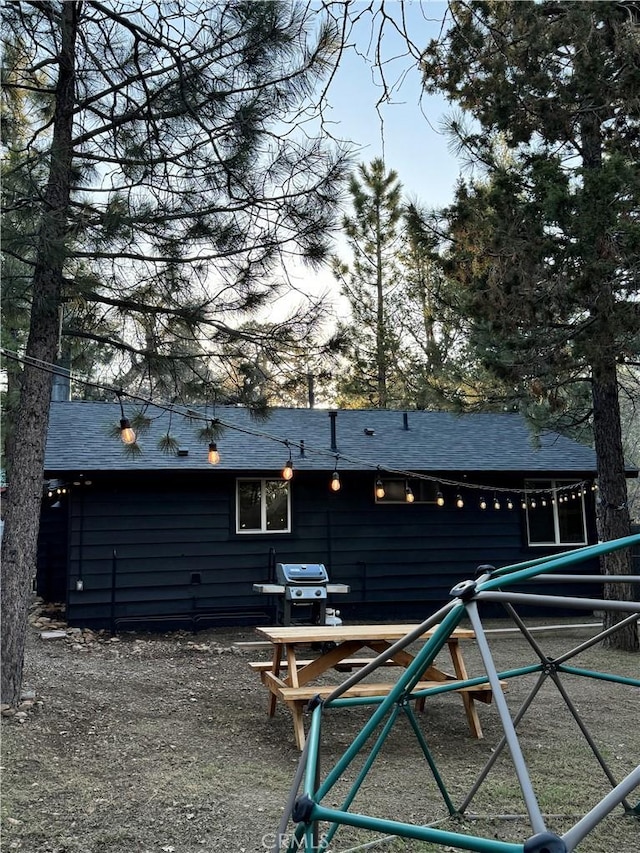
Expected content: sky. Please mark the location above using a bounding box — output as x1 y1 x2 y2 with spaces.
283 1 463 311
324 1 460 207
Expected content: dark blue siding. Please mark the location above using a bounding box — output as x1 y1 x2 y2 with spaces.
39 470 599 630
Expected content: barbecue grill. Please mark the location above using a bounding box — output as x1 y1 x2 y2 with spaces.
253 561 349 625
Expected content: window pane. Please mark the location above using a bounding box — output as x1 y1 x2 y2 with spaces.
376 478 438 503
238 481 261 530
527 503 556 544
265 481 289 531
379 479 406 502
558 498 586 543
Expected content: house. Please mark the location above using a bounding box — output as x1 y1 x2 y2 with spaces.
38 401 617 631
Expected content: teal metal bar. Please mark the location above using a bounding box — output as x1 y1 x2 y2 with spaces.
478 534 640 591
401 702 457 814
303 704 323 796
557 664 640 688
322 664 544 710
309 804 524 853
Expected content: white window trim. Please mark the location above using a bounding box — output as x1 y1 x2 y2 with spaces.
525 478 588 547
236 478 291 534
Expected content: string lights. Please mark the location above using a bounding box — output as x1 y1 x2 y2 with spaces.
3 348 597 510
282 442 294 481
117 392 136 445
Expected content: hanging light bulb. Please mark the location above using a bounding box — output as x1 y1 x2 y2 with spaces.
521 498 527 510
541 496 547 507
493 495 501 511
405 484 415 503
120 417 136 445
530 497 537 509
208 442 220 464
282 456 293 481
375 478 385 499
330 470 341 492
456 494 464 509
506 497 514 510
479 496 487 510
436 489 445 507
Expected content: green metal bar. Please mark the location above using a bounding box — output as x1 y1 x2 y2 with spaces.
303 703 322 796
322 663 544 710
401 702 457 814
315 604 465 801
319 705 402 851
557 664 640 688
309 804 523 853
479 534 640 589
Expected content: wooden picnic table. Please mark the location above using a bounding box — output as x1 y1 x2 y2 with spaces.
251 623 495 749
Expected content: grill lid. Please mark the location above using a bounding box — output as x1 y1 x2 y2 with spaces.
276 563 329 584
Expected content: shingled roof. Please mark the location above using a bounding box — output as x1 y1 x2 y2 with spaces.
44 401 600 475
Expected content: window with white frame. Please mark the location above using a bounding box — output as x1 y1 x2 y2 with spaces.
525 479 587 546
236 479 291 533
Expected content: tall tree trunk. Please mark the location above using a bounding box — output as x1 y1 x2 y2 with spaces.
591 353 638 651
0 2 79 705
579 107 637 651
375 207 387 408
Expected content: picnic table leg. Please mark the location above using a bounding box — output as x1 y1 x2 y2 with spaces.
267 645 282 717
289 701 306 750
448 639 483 739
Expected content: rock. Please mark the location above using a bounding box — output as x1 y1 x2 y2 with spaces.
18 700 35 710
40 630 68 640
21 688 36 701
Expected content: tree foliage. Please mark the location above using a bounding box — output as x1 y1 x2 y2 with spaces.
334 159 468 410
422 0 640 648
0 0 350 705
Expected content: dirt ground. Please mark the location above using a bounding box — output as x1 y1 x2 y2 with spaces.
1 602 639 853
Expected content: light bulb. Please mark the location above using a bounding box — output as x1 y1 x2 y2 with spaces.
120 418 136 445
375 478 385 499
479 496 487 510
507 497 514 510
531 498 537 509
521 499 527 510
208 442 220 464
493 497 501 511
456 494 464 509
282 459 293 481
436 491 445 507
331 471 341 491
405 486 415 503
541 496 547 507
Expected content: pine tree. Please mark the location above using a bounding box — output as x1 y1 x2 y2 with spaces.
333 158 407 408
422 0 640 649
0 0 349 705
